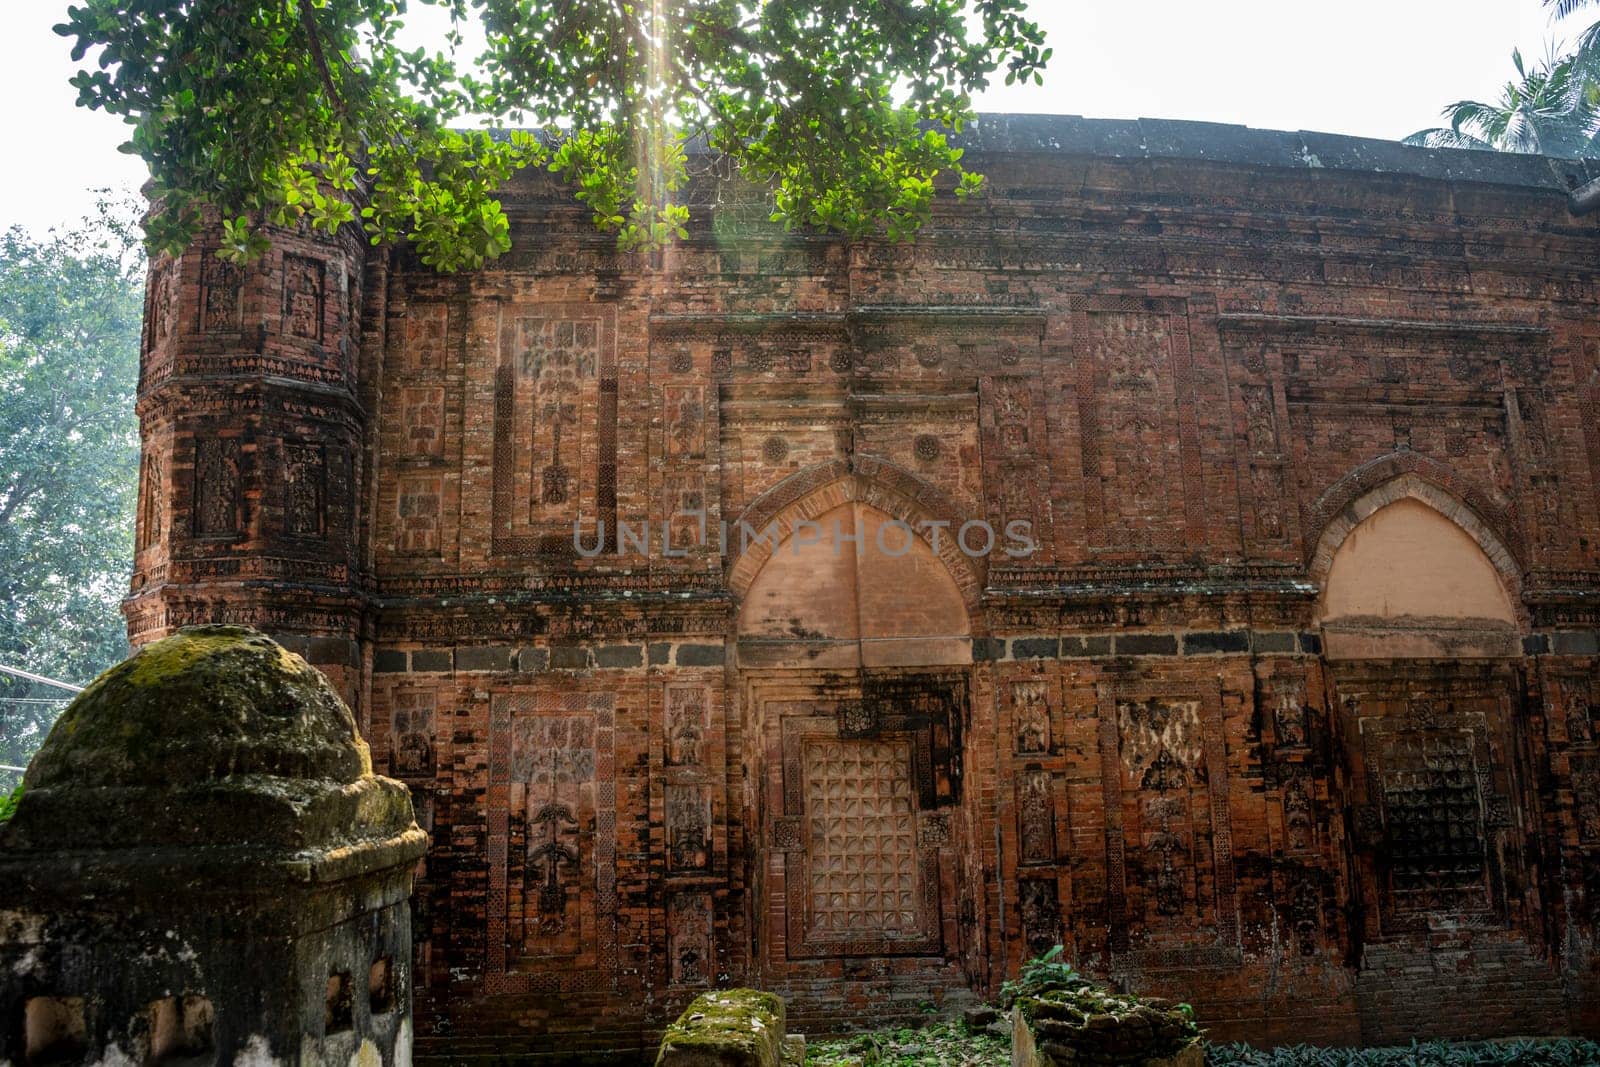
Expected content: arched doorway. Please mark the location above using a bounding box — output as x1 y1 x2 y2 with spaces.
1311 478 1560 1041
733 482 978 1021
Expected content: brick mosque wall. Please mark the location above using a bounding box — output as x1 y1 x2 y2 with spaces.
125 116 1600 1059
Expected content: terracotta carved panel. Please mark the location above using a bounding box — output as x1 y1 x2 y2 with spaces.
193 437 241 538
282 254 325 341
487 691 617 994
283 442 326 539
199 256 243 333
801 738 923 941
667 893 713 987
1098 683 1239 965
1079 307 1189 551
491 306 619 554
391 689 436 778
1012 680 1051 754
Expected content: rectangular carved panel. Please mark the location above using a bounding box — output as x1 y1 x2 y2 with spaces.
199 257 242 333
1018 767 1056 865
1079 308 1188 551
491 306 618 554
391 689 435 778
193 437 241 538
283 442 326 539
667 893 713 987
664 685 709 767
1011 679 1051 754
138 451 164 551
1097 682 1240 966
405 304 448 372
401 386 446 458
800 738 927 945
282 254 325 341
396 475 442 554
486 692 617 994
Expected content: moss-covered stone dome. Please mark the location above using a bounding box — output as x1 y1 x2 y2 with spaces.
4 625 418 865
26 624 371 791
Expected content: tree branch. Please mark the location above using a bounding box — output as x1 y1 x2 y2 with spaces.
297 0 347 120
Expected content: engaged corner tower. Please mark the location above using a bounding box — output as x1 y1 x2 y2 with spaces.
125 208 377 713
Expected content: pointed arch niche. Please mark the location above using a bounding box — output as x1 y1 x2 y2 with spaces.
734 494 973 670
1311 475 1522 660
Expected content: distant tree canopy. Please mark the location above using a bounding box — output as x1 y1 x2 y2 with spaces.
55 0 1050 271
0 203 142 779
1406 1 1600 156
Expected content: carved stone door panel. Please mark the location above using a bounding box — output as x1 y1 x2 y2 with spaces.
780 721 941 957
758 675 963 972
1337 669 1522 937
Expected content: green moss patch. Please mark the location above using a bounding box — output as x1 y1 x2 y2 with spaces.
657 989 788 1067
25 624 368 791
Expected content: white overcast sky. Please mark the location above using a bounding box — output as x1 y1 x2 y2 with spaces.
0 0 1578 235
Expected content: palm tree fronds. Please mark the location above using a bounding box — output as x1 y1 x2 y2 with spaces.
1402 128 1497 151
1548 0 1599 22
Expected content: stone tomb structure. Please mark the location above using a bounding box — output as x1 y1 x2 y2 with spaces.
125 116 1600 1058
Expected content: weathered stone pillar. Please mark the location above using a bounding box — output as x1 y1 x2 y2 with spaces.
0 625 427 1066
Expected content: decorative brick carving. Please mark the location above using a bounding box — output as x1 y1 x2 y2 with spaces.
665 386 705 460
510 711 598 959
663 473 707 551
1019 879 1061 959
801 739 922 941
1289 878 1321 957
193 438 241 538
405 304 448 371
138 452 164 551
1242 385 1278 452
282 254 325 341
283 442 326 539
391 689 436 777
1012 680 1051 754
1377 731 1487 910
401 386 446 458
1018 767 1055 865
1574 756 1600 844
492 308 617 553
666 784 711 872
1102 688 1239 956
1080 308 1188 550
667 893 713 986
664 685 709 767
199 256 242 333
396 476 442 554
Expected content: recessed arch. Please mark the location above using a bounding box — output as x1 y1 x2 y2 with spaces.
1305 451 1524 576
731 458 979 669
1311 474 1524 659
727 456 983 609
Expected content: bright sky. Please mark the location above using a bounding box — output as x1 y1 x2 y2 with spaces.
0 0 1576 236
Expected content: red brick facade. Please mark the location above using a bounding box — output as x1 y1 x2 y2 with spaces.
128 116 1600 1058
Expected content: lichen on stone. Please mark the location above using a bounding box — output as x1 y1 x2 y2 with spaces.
1012 984 1203 1067
25 624 370 792
656 988 788 1067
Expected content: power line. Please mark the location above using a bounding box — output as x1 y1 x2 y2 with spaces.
0 664 84 693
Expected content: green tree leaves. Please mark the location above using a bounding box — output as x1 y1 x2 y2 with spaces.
1406 3 1600 157
0 200 141 776
55 0 1048 270
1405 46 1600 156
0 202 140 683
